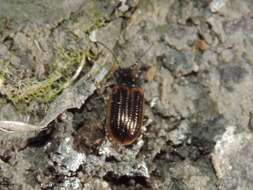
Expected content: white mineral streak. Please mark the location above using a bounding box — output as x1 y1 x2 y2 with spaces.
89 30 97 42
53 137 86 172
119 0 129 12
212 126 252 179
168 120 190 145
210 0 228 13
137 161 150 178
61 178 82 190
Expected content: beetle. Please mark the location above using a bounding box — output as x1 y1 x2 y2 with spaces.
106 66 144 145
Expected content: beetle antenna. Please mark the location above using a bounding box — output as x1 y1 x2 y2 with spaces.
135 42 153 66
95 41 121 67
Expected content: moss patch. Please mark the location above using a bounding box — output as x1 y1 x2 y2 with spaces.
0 48 92 107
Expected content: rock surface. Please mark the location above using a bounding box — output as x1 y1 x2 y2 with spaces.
0 0 253 189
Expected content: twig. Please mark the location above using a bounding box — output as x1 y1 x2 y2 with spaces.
63 55 86 88
0 120 45 132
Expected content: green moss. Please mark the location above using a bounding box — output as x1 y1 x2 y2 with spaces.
0 48 91 106
82 17 106 34
0 3 115 110
0 59 10 75
4 72 62 103
0 17 9 36
141 0 155 11
0 17 4 35
0 97 6 108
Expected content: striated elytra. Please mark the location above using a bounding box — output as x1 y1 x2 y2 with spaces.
106 85 144 145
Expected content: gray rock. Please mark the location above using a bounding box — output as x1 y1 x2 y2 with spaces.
207 16 225 42
0 0 87 30
209 0 228 13
205 61 253 127
168 120 190 145
164 25 198 51
51 137 86 173
169 160 217 190
212 126 253 190
1 0 253 189
55 177 83 190
161 50 199 77
210 0 253 19
83 179 111 190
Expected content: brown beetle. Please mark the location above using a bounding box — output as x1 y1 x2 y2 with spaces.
106 67 144 145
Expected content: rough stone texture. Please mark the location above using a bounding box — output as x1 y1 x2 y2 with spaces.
212 126 253 190
0 0 253 189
